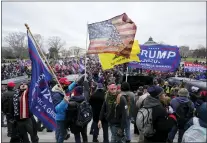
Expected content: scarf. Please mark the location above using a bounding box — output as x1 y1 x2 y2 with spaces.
106 92 117 108
20 88 29 119
13 89 29 119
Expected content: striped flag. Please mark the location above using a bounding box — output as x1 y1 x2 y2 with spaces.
88 13 137 58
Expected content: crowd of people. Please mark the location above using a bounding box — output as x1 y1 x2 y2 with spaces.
1 61 207 143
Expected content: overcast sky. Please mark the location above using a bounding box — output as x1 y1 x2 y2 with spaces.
2 2 206 51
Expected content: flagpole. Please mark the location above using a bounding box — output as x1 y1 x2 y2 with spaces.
126 67 129 82
84 22 89 80
25 24 66 95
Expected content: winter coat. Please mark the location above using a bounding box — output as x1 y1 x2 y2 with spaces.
67 95 86 134
2 89 15 114
184 117 207 132
136 92 150 109
89 89 105 122
10 89 32 121
143 95 176 142
99 94 128 130
121 91 135 119
170 97 194 112
52 82 76 121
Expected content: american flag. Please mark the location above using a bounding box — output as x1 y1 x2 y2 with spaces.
88 13 137 58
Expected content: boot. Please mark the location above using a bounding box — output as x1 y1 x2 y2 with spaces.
93 135 99 142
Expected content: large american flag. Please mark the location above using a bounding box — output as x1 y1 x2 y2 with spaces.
87 13 137 58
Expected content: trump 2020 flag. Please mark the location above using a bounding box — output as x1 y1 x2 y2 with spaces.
128 44 181 72
27 31 56 130
88 13 137 58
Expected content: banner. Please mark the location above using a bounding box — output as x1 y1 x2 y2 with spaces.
88 13 137 58
184 62 207 73
27 31 56 130
128 44 181 72
99 40 140 70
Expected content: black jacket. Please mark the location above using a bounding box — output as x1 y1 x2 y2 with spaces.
99 94 128 130
143 96 175 142
10 90 32 121
83 81 90 102
89 89 105 122
66 95 86 134
2 89 15 114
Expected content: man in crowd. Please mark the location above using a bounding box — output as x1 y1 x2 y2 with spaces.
2 82 16 137
98 82 128 143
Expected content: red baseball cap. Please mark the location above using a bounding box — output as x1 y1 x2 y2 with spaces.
7 82 15 88
59 78 71 85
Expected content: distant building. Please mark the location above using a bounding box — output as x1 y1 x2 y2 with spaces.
59 46 86 58
69 46 86 57
144 37 158 45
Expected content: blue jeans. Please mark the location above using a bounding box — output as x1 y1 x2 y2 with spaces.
109 124 125 143
125 118 131 141
55 121 66 143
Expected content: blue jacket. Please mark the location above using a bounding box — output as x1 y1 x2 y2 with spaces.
52 82 77 121
170 96 194 112
55 99 68 121
66 82 76 94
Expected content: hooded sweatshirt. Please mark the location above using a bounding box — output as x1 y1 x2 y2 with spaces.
170 97 194 112
143 96 175 142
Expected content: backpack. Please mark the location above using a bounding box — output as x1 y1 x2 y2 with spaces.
175 101 194 128
182 125 206 142
76 101 93 127
136 107 155 137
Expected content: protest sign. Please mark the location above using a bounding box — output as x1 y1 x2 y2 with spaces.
128 44 181 72
184 62 207 73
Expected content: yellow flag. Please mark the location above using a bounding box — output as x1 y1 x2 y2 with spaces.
99 40 140 70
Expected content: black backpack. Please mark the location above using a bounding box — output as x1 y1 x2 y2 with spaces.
175 101 194 128
76 101 93 127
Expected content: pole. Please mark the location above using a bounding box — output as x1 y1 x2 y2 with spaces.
25 24 66 95
84 22 89 80
126 67 129 82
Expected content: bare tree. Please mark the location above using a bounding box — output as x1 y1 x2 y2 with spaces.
73 47 81 57
4 32 27 58
33 34 44 48
193 45 206 58
47 36 65 51
47 36 65 59
2 47 15 59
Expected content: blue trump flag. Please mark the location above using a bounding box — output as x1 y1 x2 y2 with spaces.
128 44 181 72
27 31 57 130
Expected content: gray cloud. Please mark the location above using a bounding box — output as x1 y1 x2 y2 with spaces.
2 2 206 50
